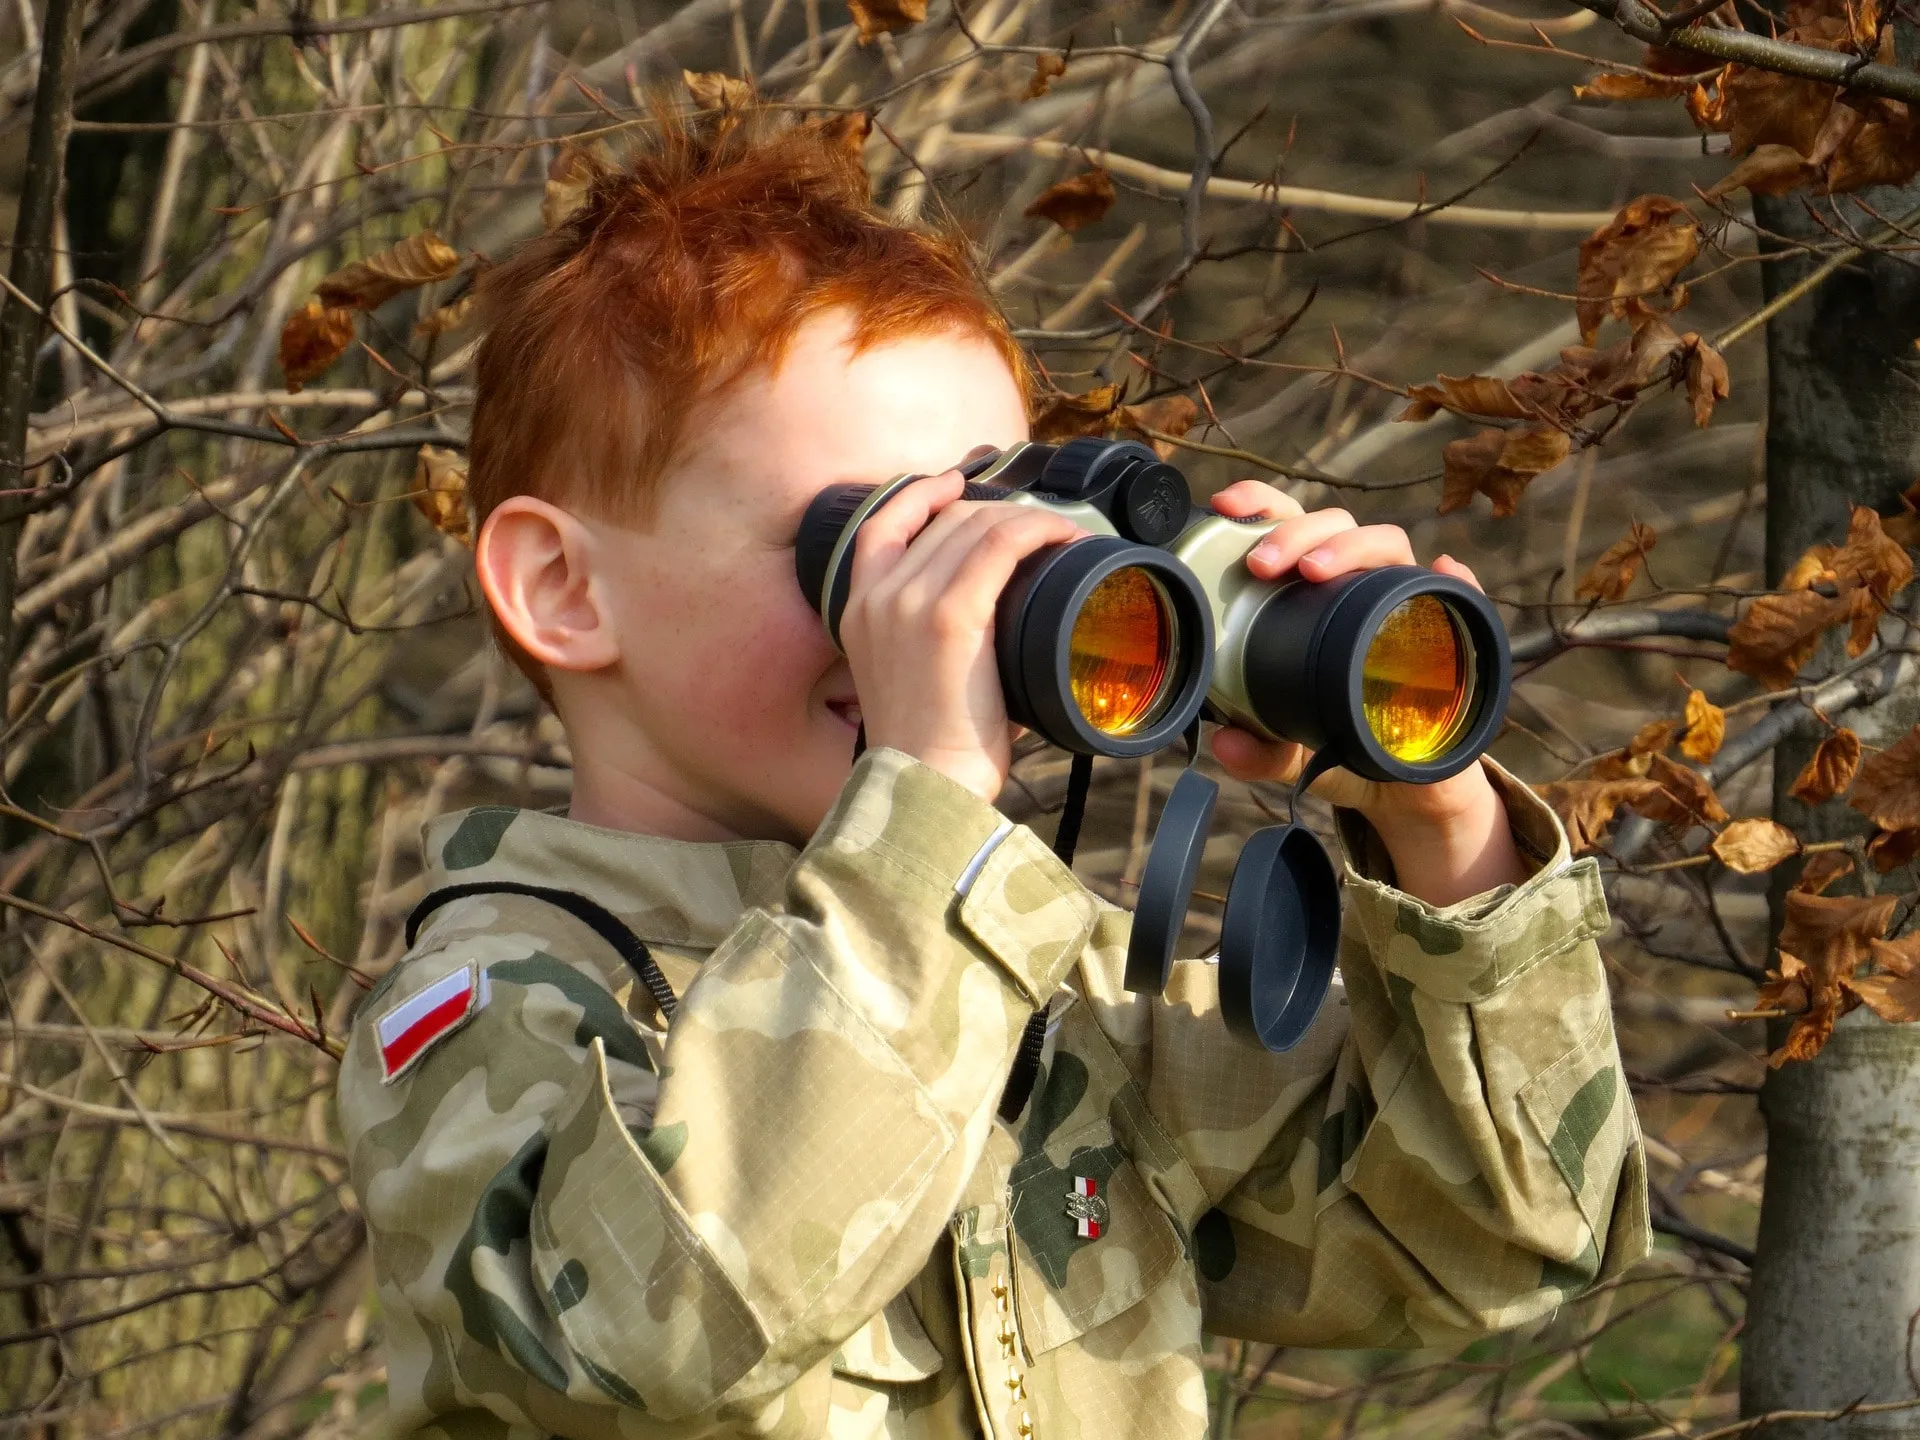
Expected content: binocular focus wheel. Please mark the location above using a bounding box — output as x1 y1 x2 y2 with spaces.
1218 823 1340 1053
1123 768 1219 995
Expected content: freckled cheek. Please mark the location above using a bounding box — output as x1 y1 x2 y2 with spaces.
679 595 837 726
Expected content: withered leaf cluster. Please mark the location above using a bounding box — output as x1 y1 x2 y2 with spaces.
1582 0 1920 200
1027 385 1201 459
1726 504 1913 688
278 230 462 389
1761 891 1917 1064
411 445 472 545
1401 198 1726 516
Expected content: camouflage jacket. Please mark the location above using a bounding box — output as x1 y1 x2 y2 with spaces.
339 748 1648 1440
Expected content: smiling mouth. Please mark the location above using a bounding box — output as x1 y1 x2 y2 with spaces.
825 697 862 731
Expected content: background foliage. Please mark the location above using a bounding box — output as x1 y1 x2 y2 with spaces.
5 0 1920 1434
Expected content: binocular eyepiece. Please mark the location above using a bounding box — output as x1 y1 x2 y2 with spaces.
795 437 1511 784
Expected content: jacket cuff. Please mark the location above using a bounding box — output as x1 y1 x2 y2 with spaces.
1334 757 1610 1003
810 748 1097 1007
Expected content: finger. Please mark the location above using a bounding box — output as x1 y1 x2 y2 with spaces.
1432 553 1485 593
1211 479 1304 522
1295 524 1418 582
882 500 1081 617
1244 509 1358 580
923 508 1089 627
847 470 966 597
1211 725 1305 784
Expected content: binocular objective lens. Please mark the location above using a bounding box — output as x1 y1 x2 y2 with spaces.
1362 595 1473 763
1068 567 1176 737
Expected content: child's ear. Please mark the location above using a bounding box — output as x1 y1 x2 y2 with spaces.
475 497 621 673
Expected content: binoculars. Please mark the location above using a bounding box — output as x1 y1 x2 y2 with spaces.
795 438 1513 1052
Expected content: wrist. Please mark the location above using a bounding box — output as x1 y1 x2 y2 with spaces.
1361 764 1528 907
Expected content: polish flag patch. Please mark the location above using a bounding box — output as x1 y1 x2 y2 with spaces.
378 964 488 1082
1065 1175 1106 1240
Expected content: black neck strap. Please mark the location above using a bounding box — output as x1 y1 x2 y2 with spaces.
406 881 679 1023
996 751 1094 1125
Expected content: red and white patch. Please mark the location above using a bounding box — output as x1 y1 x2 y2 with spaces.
378 963 488 1082
1066 1175 1104 1240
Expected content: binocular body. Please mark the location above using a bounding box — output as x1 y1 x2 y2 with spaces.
797 437 1511 785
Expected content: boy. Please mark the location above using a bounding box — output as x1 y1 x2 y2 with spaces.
340 110 1647 1440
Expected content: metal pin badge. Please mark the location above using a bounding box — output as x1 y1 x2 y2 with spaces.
1065 1176 1108 1240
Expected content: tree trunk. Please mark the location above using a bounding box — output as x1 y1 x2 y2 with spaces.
0 0 86 670
1739 184 1920 1437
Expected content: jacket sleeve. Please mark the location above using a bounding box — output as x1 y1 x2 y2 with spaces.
1088 759 1649 1350
338 748 1096 1422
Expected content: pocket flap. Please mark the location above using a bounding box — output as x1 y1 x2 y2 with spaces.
831 1293 944 1383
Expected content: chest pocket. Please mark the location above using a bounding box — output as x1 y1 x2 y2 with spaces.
832 1292 945 1384
1007 1116 1184 1354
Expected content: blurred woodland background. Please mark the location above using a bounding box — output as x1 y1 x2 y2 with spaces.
7 0 1920 1434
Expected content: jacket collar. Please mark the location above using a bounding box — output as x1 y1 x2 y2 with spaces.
420 805 798 949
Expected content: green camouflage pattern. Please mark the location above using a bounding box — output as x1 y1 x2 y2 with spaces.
339 749 1649 1439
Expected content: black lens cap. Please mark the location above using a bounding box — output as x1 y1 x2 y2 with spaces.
1218 823 1340 1052
1123 768 1218 995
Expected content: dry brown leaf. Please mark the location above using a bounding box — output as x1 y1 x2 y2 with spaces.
315 231 460 311
1629 719 1679 757
1025 169 1116 232
412 445 471 545
682 69 753 111
1399 373 1531 423
278 300 357 391
1846 584 1883 658
1644 751 1732 826
1779 888 1900 990
1574 71 1693 101
1576 195 1700 343
1112 394 1199 458
543 145 603 231
1711 817 1800 873
1680 334 1731 427
1791 728 1862 805
1793 849 1856 894
1726 587 1850 689
1027 53 1067 99
1840 969 1920 1022
414 292 476 339
1722 64 1835 157
1576 521 1657 601
1782 542 1840 590
1868 826 1920 872
848 0 926 40
1030 384 1120 442
1437 425 1570 517
1850 724 1920 831
1680 688 1726 762
1706 143 1815 199
1832 504 1915 602
1536 777 1668 853
1771 991 1839 1065
1870 931 1920 977
1756 952 1812 1013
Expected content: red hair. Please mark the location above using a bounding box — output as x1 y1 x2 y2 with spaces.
468 108 1028 531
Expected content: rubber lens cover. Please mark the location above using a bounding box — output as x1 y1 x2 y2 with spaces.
1123 767 1219 995
1218 823 1340 1052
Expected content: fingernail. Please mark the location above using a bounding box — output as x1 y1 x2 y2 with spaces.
1303 548 1332 568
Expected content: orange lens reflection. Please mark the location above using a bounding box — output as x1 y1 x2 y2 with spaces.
1362 596 1472 762
1069 568 1174 736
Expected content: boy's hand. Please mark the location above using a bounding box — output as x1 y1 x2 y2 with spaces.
1206 481 1527 908
840 468 1086 804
